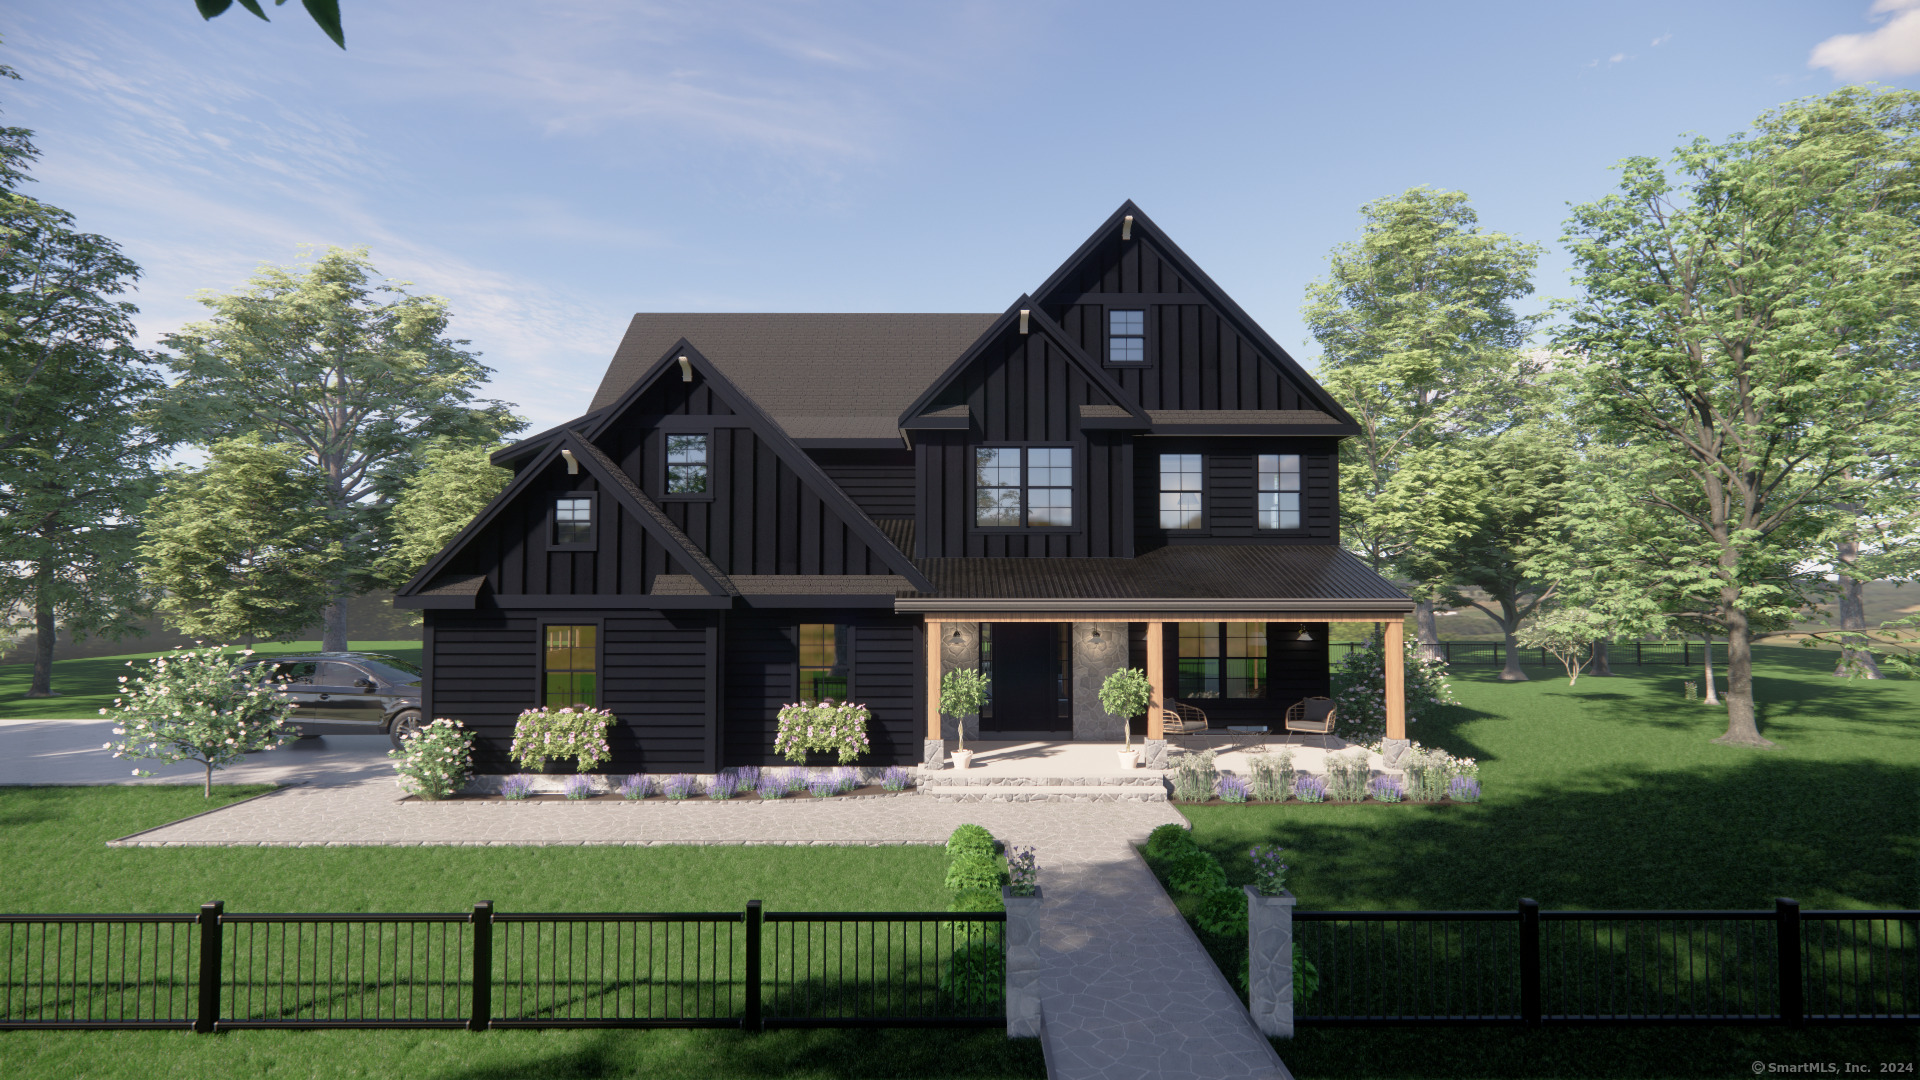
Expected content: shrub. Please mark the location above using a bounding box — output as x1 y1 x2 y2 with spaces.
946 824 997 860
944 851 1009 893
1448 775 1482 802
1248 843 1288 896
1250 752 1294 802
509 705 617 772
880 765 912 791
1145 823 1197 860
1293 774 1327 803
1195 885 1248 937
774 700 871 764
1369 775 1404 802
563 774 596 800
663 774 697 800
1325 750 1371 802
1396 744 1480 801
500 774 535 800
1097 668 1152 740
617 774 652 800
1165 849 1227 894
756 776 786 800
1170 749 1218 803
940 938 1005 1009
937 668 990 752
102 644 298 797
389 718 475 800
1330 630 1458 744
1216 775 1250 803
947 888 1005 914
1006 845 1038 897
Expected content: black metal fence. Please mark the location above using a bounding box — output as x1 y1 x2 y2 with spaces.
0 901 1005 1032
1291 899 1918 1025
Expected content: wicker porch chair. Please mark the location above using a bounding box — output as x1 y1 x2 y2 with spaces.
1160 702 1210 738
1282 697 1337 745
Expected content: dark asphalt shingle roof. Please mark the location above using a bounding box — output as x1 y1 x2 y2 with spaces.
905 545 1409 602
590 314 999 439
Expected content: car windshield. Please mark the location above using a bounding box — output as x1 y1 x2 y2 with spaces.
357 656 422 685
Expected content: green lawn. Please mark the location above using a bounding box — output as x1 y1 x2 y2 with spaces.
0 641 424 721
1161 643 1919 1077
0 786 1044 1079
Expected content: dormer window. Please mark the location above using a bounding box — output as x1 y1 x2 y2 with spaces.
1108 309 1146 363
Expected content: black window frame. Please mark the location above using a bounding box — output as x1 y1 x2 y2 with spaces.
658 430 714 502
1177 621 1269 701
1158 452 1205 531
795 622 854 704
540 620 603 710
1105 307 1148 365
971 443 1078 533
1258 453 1304 531
548 490 599 551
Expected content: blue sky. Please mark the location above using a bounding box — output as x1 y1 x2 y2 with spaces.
4 1 1918 431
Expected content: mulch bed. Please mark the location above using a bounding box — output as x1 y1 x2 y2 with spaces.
401 783 913 804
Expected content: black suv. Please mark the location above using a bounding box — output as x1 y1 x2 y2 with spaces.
244 652 425 749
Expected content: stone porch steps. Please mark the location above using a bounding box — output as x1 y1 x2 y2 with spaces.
915 774 1169 802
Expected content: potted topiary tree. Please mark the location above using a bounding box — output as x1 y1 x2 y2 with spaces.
1099 668 1153 769
938 668 990 770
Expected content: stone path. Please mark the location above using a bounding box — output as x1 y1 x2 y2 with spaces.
109 779 1291 1080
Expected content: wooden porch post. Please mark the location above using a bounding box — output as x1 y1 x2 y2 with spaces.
926 620 943 740
1384 617 1406 741
1146 621 1165 739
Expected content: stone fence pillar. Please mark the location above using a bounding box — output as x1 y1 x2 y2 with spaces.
1003 885 1043 1038
1245 886 1295 1037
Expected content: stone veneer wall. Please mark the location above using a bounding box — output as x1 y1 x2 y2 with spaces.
937 621 981 744
1071 622 1127 741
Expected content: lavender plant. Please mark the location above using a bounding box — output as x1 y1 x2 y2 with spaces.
1248 843 1289 896
616 773 652 800
563 773 596 800
500 774 536 800
1216 775 1251 803
733 766 762 790
880 765 912 791
707 771 738 799
663 774 697 800
100 645 299 797
389 718 475 800
807 776 838 798
1369 775 1405 802
1006 845 1039 897
1448 775 1482 802
832 766 859 793
1293 774 1328 803
1250 751 1294 801
782 768 810 794
756 775 787 799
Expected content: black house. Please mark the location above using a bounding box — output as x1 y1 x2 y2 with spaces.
395 203 1414 774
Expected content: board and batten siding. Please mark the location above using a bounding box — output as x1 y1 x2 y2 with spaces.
721 612 921 767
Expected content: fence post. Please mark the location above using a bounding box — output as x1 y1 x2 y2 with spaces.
195 901 223 1034
1637 642 1642 666
469 901 492 1032
1245 886 1296 1037
1777 898 1803 1025
1519 898 1541 1026
744 900 762 1032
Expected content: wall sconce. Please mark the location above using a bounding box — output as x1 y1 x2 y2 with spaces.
950 626 964 643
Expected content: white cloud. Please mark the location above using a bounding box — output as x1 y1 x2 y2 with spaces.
1651 34 1672 47
1810 0 1920 79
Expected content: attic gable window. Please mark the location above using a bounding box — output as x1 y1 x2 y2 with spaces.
1108 309 1146 362
666 434 708 495
975 446 1073 528
1259 454 1301 529
554 497 593 545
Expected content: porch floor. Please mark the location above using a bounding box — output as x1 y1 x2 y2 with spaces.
924 737 1400 781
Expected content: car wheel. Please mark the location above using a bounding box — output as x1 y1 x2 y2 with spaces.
388 710 424 751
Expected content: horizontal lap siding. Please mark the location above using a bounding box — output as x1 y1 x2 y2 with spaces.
811 449 915 519
427 609 715 774
1135 437 1340 548
722 612 919 767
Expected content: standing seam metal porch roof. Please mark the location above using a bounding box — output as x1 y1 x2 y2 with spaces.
901 545 1412 604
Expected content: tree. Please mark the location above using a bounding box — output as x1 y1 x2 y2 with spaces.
140 437 346 644
0 58 172 696
161 248 524 651
1554 86 1920 747
1398 429 1575 681
102 644 298 796
377 438 512 590
1515 606 1607 685
194 0 344 49
1304 187 1547 658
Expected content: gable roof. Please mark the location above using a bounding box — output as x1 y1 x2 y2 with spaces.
588 313 998 447
895 297 1151 429
583 338 936 593
1032 201 1361 428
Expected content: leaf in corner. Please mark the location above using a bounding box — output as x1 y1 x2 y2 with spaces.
301 0 344 47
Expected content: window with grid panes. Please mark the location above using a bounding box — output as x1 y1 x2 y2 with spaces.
1159 453 1203 529
544 625 597 707
973 447 1072 527
554 497 592 545
666 434 707 495
798 623 850 703
1108 309 1145 362
1177 622 1267 700
1258 454 1301 529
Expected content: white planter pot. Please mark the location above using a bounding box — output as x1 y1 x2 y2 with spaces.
1115 750 1139 769
951 749 975 770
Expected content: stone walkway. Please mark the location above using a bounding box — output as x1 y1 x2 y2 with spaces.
109 779 1290 1080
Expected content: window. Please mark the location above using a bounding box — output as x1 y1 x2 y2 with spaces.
1178 622 1267 700
1108 309 1145 363
974 447 1073 528
554 497 593 545
1259 454 1302 529
544 625 597 707
798 623 850 703
1159 453 1203 529
666 434 708 495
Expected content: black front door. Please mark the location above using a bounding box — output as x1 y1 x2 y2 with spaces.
983 623 1070 733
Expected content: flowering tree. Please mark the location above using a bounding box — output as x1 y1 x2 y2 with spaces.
509 706 616 772
389 718 475 800
1330 630 1458 743
1515 606 1608 685
101 644 297 796
774 699 871 763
